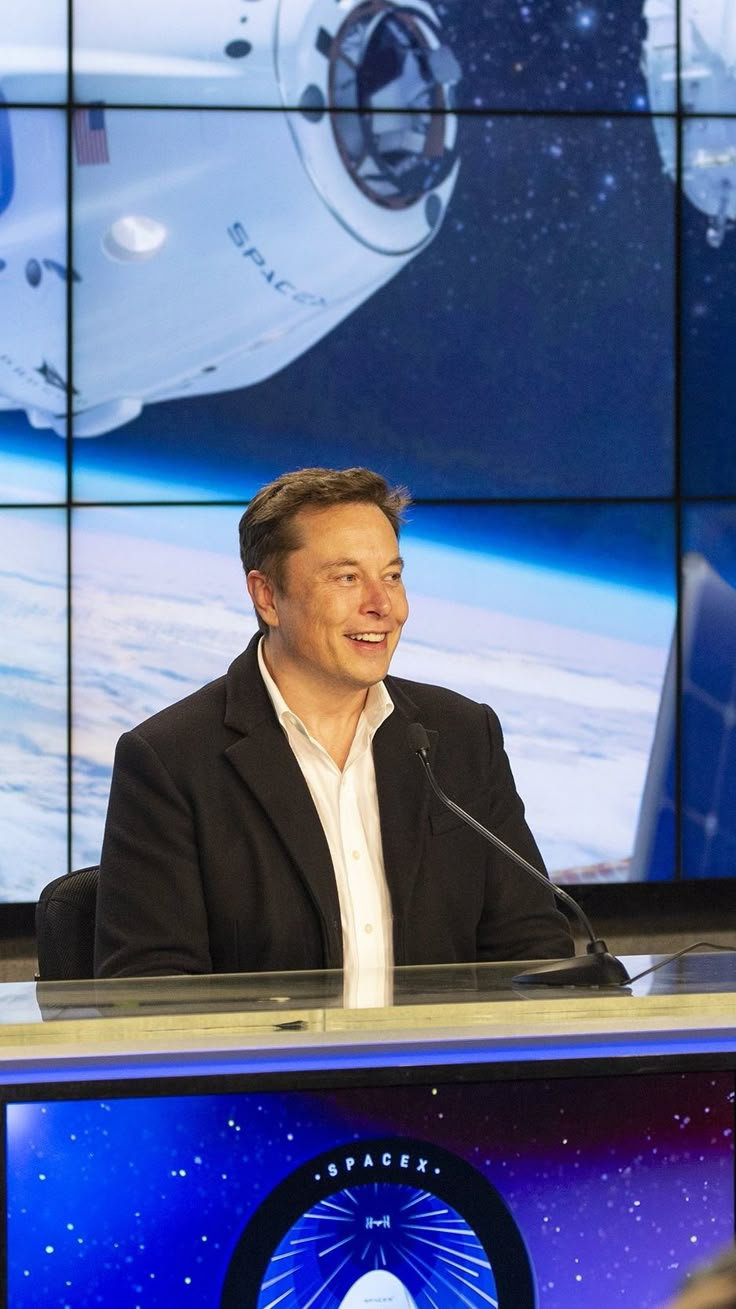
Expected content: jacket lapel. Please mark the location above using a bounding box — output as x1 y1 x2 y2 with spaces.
374 679 438 962
222 637 343 967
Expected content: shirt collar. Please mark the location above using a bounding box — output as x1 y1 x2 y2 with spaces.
257 636 393 740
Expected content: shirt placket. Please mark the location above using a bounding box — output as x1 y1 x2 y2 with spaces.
339 766 385 1007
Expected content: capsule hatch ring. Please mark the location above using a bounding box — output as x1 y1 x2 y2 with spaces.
328 0 460 210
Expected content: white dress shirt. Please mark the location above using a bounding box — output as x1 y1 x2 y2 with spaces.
257 639 395 1007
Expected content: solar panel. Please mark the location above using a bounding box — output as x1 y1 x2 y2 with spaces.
632 553 736 880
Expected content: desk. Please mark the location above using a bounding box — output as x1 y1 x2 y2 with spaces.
1 954 735 1307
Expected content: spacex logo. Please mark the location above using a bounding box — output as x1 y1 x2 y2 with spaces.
227 221 328 306
322 1146 437 1180
220 1136 537 1308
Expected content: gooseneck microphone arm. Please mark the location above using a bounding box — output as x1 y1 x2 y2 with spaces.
407 722 630 987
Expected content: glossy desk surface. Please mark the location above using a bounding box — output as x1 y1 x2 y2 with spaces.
0 952 733 1083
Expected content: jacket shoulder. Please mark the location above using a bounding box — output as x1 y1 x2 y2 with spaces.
125 673 229 754
386 674 498 729
122 640 262 753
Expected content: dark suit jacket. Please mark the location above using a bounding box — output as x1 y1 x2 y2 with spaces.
94 635 574 976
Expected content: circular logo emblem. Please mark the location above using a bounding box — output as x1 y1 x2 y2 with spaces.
220 1137 536 1307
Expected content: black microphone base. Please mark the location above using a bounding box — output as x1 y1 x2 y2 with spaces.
512 949 630 988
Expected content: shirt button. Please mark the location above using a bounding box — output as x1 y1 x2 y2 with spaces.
364 923 374 935
352 850 360 860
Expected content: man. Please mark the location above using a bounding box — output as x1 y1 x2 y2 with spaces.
94 467 573 986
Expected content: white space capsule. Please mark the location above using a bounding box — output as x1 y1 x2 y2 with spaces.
0 0 460 436
643 0 736 246
337 1269 418 1309
0 0 67 103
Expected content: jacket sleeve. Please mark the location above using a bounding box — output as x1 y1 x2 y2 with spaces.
476 707 575 962
94 728 213 977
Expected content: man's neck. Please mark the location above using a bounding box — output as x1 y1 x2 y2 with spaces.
260 640 369 769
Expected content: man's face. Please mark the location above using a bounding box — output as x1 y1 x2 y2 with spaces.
252 501 409 696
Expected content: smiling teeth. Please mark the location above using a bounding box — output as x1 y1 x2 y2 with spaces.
350 633 385 642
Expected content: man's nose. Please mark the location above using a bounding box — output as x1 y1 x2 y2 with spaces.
362 580 392 615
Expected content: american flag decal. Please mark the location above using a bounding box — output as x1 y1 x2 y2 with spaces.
73 107 110 166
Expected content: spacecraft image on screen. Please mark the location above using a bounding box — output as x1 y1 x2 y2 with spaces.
2 0 732 444
6 0 728 453
0 0 67 104
0 0 461 438
644 0 736 246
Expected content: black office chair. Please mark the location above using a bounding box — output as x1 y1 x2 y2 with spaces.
35 865 99 980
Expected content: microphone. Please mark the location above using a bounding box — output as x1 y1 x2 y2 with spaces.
407 722 630 988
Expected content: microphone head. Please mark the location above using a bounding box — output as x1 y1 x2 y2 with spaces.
407 722 431 756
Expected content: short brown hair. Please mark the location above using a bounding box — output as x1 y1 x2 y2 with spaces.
239 467 411 634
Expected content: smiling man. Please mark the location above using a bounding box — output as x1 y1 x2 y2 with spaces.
94 467 573 986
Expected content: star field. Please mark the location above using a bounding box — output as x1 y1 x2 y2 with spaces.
6 1071 733 1308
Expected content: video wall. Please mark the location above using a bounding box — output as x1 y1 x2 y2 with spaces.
1 0 735 901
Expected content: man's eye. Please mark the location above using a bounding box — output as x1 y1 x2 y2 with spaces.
337 573 357 583
386 572 404 583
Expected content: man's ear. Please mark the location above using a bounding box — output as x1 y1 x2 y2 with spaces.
246 570 280 629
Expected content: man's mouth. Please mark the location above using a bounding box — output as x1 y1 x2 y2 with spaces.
347 632 387 643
